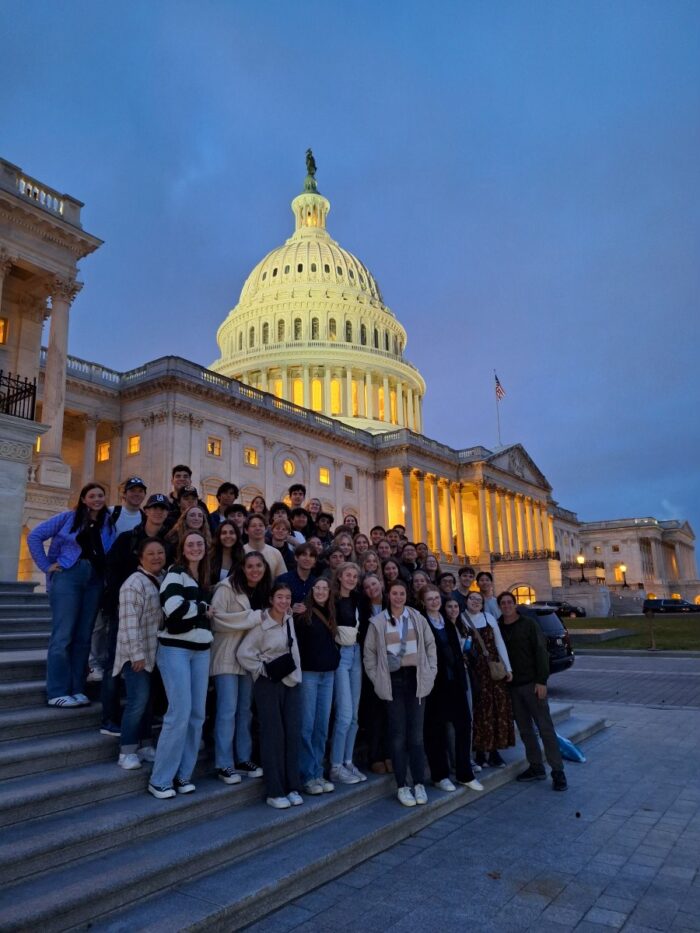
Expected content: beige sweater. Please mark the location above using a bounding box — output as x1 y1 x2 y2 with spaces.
236 611 302 687
210 579 262 676
363 606 437 701
243 542 286 580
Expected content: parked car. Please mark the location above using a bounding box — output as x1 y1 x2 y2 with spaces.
531 599 587 619
519 605 575 674
642 598 700 614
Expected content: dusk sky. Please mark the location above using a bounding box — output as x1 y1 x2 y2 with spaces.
4 1 699 537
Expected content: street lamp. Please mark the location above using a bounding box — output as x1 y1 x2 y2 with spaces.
620 563 629 588
576 553 587 583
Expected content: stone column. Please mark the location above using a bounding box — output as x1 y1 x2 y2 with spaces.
37 276 81 487
381 470 391 528
345 368 353 416
228 426 241 482
453 483 466 556
81 415 99 486
432 477 443 555
324 368 332 417
478 482 491 553
0 249 14 314
499 490 511 553
382 375 391 423
109 423 123 498
413 394 421 433
416 471 428 544
533 502 544 550
400 467 414 540
264 438 275 500
365 373 373 420
548 514 556 551
395 381 404 426
524 498 534 552
260 369 269 393
333 459 344 520
303 366 311 409
406 389 414 430
487 485 500 553
509 494 520 554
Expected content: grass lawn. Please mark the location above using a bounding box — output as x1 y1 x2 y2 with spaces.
568 615 700 651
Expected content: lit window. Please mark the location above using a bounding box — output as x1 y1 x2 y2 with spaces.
283 458 295 477
244 446 258 466
344 475 353 491
127 435 141 456
593 545 602 554
0 318 7 344
319 466 331 486
97 441 110 463
35 436 41 453
207 437 222 457
671 592 682 600
511 585 536 605
206 494 218 513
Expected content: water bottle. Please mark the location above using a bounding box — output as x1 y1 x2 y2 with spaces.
463 635 472 653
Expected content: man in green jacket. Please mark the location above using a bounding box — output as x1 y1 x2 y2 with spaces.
498 592 567 791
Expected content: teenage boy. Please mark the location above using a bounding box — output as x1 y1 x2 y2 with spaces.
497 591 567 792
277 544 318 613
453 565 477 612
369 525 386 547
209 482 239 532
224 503 248 543
288 483 307 508
315 512 334 548
111 477 147 535
243 513 286 579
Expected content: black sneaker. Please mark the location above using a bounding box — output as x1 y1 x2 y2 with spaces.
236 760 263 778
174 777 196 794
516 765 547 782
488 750 506 768
552 770 568 791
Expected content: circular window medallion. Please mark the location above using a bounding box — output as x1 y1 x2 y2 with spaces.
282 458 295 477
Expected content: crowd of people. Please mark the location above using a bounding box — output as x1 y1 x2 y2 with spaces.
27 465 567 810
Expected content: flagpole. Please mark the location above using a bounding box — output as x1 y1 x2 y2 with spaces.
494 369 502 447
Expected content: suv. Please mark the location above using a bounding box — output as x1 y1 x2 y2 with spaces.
642 598 700 614
519 606 575 674
531 600 586 619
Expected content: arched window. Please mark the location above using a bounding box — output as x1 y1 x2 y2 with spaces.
324 263 330 273
393 336 398 355
272 267 278 277
277 320 285 342
294 318 302 340
248 326 255 348
311 262 317 272
262 323 269 345
360 324 367 346
345 321 352 342
373 328 379 349
384 332 390 351
329 318 337 340
297 263 303 273
511 585 536 605
238 331 243 351
284 265 290 274
311 317 320 340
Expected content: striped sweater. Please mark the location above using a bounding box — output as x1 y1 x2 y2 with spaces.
158 565 213 649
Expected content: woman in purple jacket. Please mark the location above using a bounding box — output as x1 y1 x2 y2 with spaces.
28 483 117 708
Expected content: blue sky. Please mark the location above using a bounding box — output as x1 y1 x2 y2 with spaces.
4 0 699 540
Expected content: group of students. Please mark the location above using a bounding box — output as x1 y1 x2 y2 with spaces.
28 467 566 811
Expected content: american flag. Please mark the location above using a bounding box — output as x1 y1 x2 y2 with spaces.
494 373 506 401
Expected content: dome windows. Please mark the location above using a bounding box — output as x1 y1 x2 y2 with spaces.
262 271 267 281
324 263 330 274
262 323 269 345
277 320 285 342
348 269 354 280
373 328 379 349
311 262 317 272
329 318 337 340
311 317 320 340
360 324 367 346
248 326 255 348
336 266 343 275
297 263 303 273
238 332 243 351
294 318 302 340
345 321 352 342
284 265 290 274
272 267 278 277
384 332 390 352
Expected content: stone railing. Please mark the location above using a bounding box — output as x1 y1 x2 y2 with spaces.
458 445 493 462
561 560 605 571
40 348 121 386
491 549 561 563
0 158 83 227
214 340 422 375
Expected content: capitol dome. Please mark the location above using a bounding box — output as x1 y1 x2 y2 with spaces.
211 155 426 434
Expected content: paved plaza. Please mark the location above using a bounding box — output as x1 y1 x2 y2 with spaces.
248 655 700 932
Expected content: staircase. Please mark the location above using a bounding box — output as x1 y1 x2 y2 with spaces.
0 585 607 933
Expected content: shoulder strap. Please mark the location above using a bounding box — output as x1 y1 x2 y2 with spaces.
471 616 491 658
285 618 293 650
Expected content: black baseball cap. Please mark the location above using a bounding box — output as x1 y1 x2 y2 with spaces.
124 476 147 491
144 493 169 509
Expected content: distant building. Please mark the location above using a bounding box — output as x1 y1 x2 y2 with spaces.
1 155 697 606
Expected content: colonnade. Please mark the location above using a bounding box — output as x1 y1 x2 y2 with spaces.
240 364 422 431
383 469 556 561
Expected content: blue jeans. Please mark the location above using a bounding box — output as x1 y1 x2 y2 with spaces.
213 672 254 769
120 663 152 753
331 644 361 766
47 560 104 700
150 645 210 787
299 670 334 783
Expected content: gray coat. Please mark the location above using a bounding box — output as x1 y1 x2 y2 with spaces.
363 607 437 701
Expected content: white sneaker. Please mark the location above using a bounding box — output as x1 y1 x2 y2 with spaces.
118 753 142 770
303 780 324 795
413 783 428 805
72 693 91 706
344 761 367 782
397 786 416 807
47 696 79 708
330 764 362 785
267 796 291 809
86 667 103 683
287 791 304 806
459 778 484 792
137 746 156 763
471 760 483 773
434 778 456 792
319 778 335 793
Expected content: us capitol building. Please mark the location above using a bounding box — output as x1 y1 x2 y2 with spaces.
0 153 696 609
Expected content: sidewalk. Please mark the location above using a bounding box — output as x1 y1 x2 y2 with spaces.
247 703 700 932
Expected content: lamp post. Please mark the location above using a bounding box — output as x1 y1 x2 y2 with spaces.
620 563 629 589
576 553 587 583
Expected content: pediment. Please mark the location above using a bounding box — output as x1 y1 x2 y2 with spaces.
486 444 551 491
